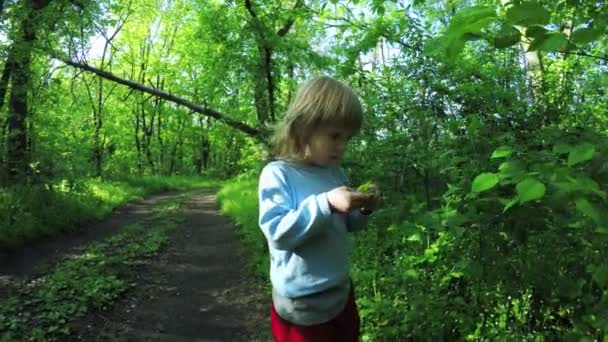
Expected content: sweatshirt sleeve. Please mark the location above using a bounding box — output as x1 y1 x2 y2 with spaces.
258 164 332 250
346 210 368 232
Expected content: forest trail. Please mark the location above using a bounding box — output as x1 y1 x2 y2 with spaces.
0 191 181 277
1 189 271 341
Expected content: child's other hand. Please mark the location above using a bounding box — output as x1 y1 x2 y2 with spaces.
360 183 381 215
327 186 371 214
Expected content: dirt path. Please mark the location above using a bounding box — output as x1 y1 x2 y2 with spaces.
0 191 180 277
73 189 271 341
2 189 272 341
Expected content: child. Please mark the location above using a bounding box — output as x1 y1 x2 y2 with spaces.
258 76 380 342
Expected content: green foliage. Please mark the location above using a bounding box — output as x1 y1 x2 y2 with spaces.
472 173 499 193
515 177 546 203
505 2 550 26
0 176 217 249
434 1 608 59
357 181 374 193
0 197 184 340
1 0 608 339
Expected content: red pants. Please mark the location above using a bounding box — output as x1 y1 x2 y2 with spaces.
270 287 360 342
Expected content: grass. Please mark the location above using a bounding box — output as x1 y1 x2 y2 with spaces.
216 175 269 278
0 176 220 249
0 195 186 341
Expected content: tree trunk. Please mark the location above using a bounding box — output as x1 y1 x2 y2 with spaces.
154 76 165 174
133 109 143 173
141 103 155 173
5 0 52 182
244 0 300 126
0 57 12 114
168 115 185 176
195 114 210 174
500 0 545 100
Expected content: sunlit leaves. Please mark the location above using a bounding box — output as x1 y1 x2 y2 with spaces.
448 6 497 36
572 27 604 45
516 178 546 203
505 2 550 26
527 32 568 52
499 160 526 179
493 26 521 48
568 143 595 166
472 173 499 193
503 197 519 212
439 0 607 59
430 6 497 59
491 146 513 159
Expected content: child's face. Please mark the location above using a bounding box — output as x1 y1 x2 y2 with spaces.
303 125 355 167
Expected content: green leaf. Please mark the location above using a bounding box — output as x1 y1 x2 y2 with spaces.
525 25 548 38
572 27 604 45
506 2 551 26
591 265 608 287
472 173 499 193
357 181 373 193
439 6 497 60
449 6 497 36
404 269 419 279
498 160 525 179
446 39 466 60
424 245 438 262
463 32 483 41
552 143 571 154
528 33 568 52
575 198 601 224
516 178 546 203
568 143 595 166
407 233 422 242
503 197 519 212
491 146 513 159
493 26 521 48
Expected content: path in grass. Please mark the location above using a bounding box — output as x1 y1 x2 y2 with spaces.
1 189 271 341
0 191 180 277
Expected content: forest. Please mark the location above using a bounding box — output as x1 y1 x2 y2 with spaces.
1 0 607 340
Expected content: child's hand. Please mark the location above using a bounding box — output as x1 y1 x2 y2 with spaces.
327 186 371 214
358 183 381 215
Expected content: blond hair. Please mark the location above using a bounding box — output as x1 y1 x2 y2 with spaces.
272 76 363 160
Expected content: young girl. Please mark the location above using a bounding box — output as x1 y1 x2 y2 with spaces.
258 76 380 342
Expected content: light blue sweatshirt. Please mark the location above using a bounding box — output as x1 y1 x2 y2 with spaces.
258 160 367 301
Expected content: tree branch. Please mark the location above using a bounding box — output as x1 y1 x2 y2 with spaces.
244 0 257 18
54 54 265 139
568 50 608 62
276 0 302 37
